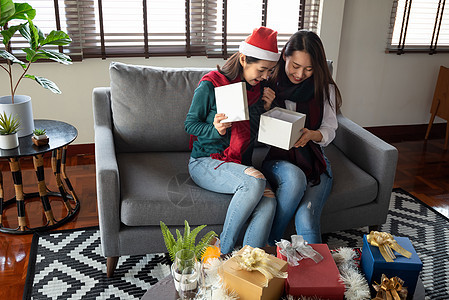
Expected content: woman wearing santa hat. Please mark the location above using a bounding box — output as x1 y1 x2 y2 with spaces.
185 27 279 254
263 30 342 245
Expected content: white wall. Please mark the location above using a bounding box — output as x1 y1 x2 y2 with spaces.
1 0 447 144
335 0 449 127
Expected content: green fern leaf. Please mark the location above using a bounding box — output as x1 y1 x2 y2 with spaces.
160 221 176 261
188 225 207 250
183 220 191 246
195 231 217 259
173 237 184 259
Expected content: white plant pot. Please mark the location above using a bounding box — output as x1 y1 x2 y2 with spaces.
33 134 48 140
0 95 34 137
0 133 19 149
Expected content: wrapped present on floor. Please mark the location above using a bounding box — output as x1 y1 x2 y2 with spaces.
276 235 345 299
361 231 423 297
372 274 408 300
222 245 288 300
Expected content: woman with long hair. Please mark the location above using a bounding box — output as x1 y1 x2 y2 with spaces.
185 27 279 254
264 30 342 244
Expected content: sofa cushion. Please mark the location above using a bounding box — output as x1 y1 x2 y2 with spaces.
118 152 232 226
323 144 378 213
119 144 377 228
109 62 212 153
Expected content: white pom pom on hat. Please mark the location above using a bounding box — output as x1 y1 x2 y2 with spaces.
239 27 280 62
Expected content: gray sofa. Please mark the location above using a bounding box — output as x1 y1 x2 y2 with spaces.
93 62 398 277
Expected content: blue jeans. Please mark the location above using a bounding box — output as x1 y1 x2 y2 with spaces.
262 155 332 244
188 157 276 254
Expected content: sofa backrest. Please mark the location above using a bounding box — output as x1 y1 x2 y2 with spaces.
109 60 334 153
109 62 212 152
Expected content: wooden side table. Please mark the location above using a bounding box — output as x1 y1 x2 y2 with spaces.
0 120 79 234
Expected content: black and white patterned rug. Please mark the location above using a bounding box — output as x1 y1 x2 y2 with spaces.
24 188 449 299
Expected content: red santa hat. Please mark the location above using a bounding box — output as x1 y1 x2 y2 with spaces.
239 27 280 61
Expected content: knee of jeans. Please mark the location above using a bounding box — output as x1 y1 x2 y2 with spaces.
242 167 266 193
244 167 265 179
263 188 275 198
272 161 307 185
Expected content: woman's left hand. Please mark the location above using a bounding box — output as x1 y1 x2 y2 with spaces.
294 128 323 147
262 87 275 110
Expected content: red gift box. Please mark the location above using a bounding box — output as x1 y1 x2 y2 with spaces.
277 244 345 300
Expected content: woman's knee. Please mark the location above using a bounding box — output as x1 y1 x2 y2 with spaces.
266 161 307 186
244 167 265 179
242 167 266 190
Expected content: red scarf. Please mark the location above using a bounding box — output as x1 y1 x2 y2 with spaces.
190 70 261 165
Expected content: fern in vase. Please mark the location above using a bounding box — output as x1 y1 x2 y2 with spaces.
160 220 217 263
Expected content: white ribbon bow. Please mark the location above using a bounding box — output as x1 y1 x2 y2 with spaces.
276 235 324 266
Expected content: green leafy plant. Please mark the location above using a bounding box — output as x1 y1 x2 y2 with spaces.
160 220 217 262
32 128 46 136
0 111 20 134
0 0 72 103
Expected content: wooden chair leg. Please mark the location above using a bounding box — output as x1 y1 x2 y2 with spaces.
425 110 438 140
445 122 449 150
107 256 119 278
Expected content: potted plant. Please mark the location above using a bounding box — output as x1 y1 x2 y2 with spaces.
31 127 48 146
160 220 217 263
0 0 72 137
160 220 217 294
0 111 20 149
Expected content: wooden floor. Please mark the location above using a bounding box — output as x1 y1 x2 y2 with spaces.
0 138 448 299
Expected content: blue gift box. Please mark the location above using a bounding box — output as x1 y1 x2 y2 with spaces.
361 235 423 296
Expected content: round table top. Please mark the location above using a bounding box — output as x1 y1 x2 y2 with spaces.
0 119 77 158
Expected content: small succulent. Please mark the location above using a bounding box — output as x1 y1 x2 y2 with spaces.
33 128 47 136
160 220 217 262
0 112 20 135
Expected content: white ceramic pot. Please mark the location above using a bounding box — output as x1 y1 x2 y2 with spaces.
33 134 48 140
0 95 34 137
0 133 19 149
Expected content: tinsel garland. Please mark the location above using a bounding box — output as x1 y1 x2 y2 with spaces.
194 247 371 300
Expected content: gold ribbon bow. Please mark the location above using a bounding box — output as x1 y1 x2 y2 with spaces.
234 247 287 287
367 231 412 262
373 274 408 300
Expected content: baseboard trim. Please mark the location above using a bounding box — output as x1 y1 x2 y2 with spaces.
67 143 95 156
62 124 446 157
365 122 446 143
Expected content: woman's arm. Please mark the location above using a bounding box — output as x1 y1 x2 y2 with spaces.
315 84 338 147
184 81 225 139
294 84 338 148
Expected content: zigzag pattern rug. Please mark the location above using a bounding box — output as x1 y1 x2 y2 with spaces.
24 188 449 299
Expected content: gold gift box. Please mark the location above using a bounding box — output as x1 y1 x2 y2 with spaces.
222 245 288 300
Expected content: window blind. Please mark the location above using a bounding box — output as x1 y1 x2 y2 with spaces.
5 0 321 60
387 0 448 54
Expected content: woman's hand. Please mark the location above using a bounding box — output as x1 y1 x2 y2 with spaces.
214 113 232 135
294 128 323 147
262 87 275 110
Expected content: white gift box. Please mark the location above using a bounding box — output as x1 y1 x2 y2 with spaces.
258 107 306 150
215 82 249 123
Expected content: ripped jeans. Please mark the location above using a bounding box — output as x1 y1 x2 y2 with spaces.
189 157 276 254
262 156 332 245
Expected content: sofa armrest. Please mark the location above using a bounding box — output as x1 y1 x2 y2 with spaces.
332 113 398 221
93 87 121 257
